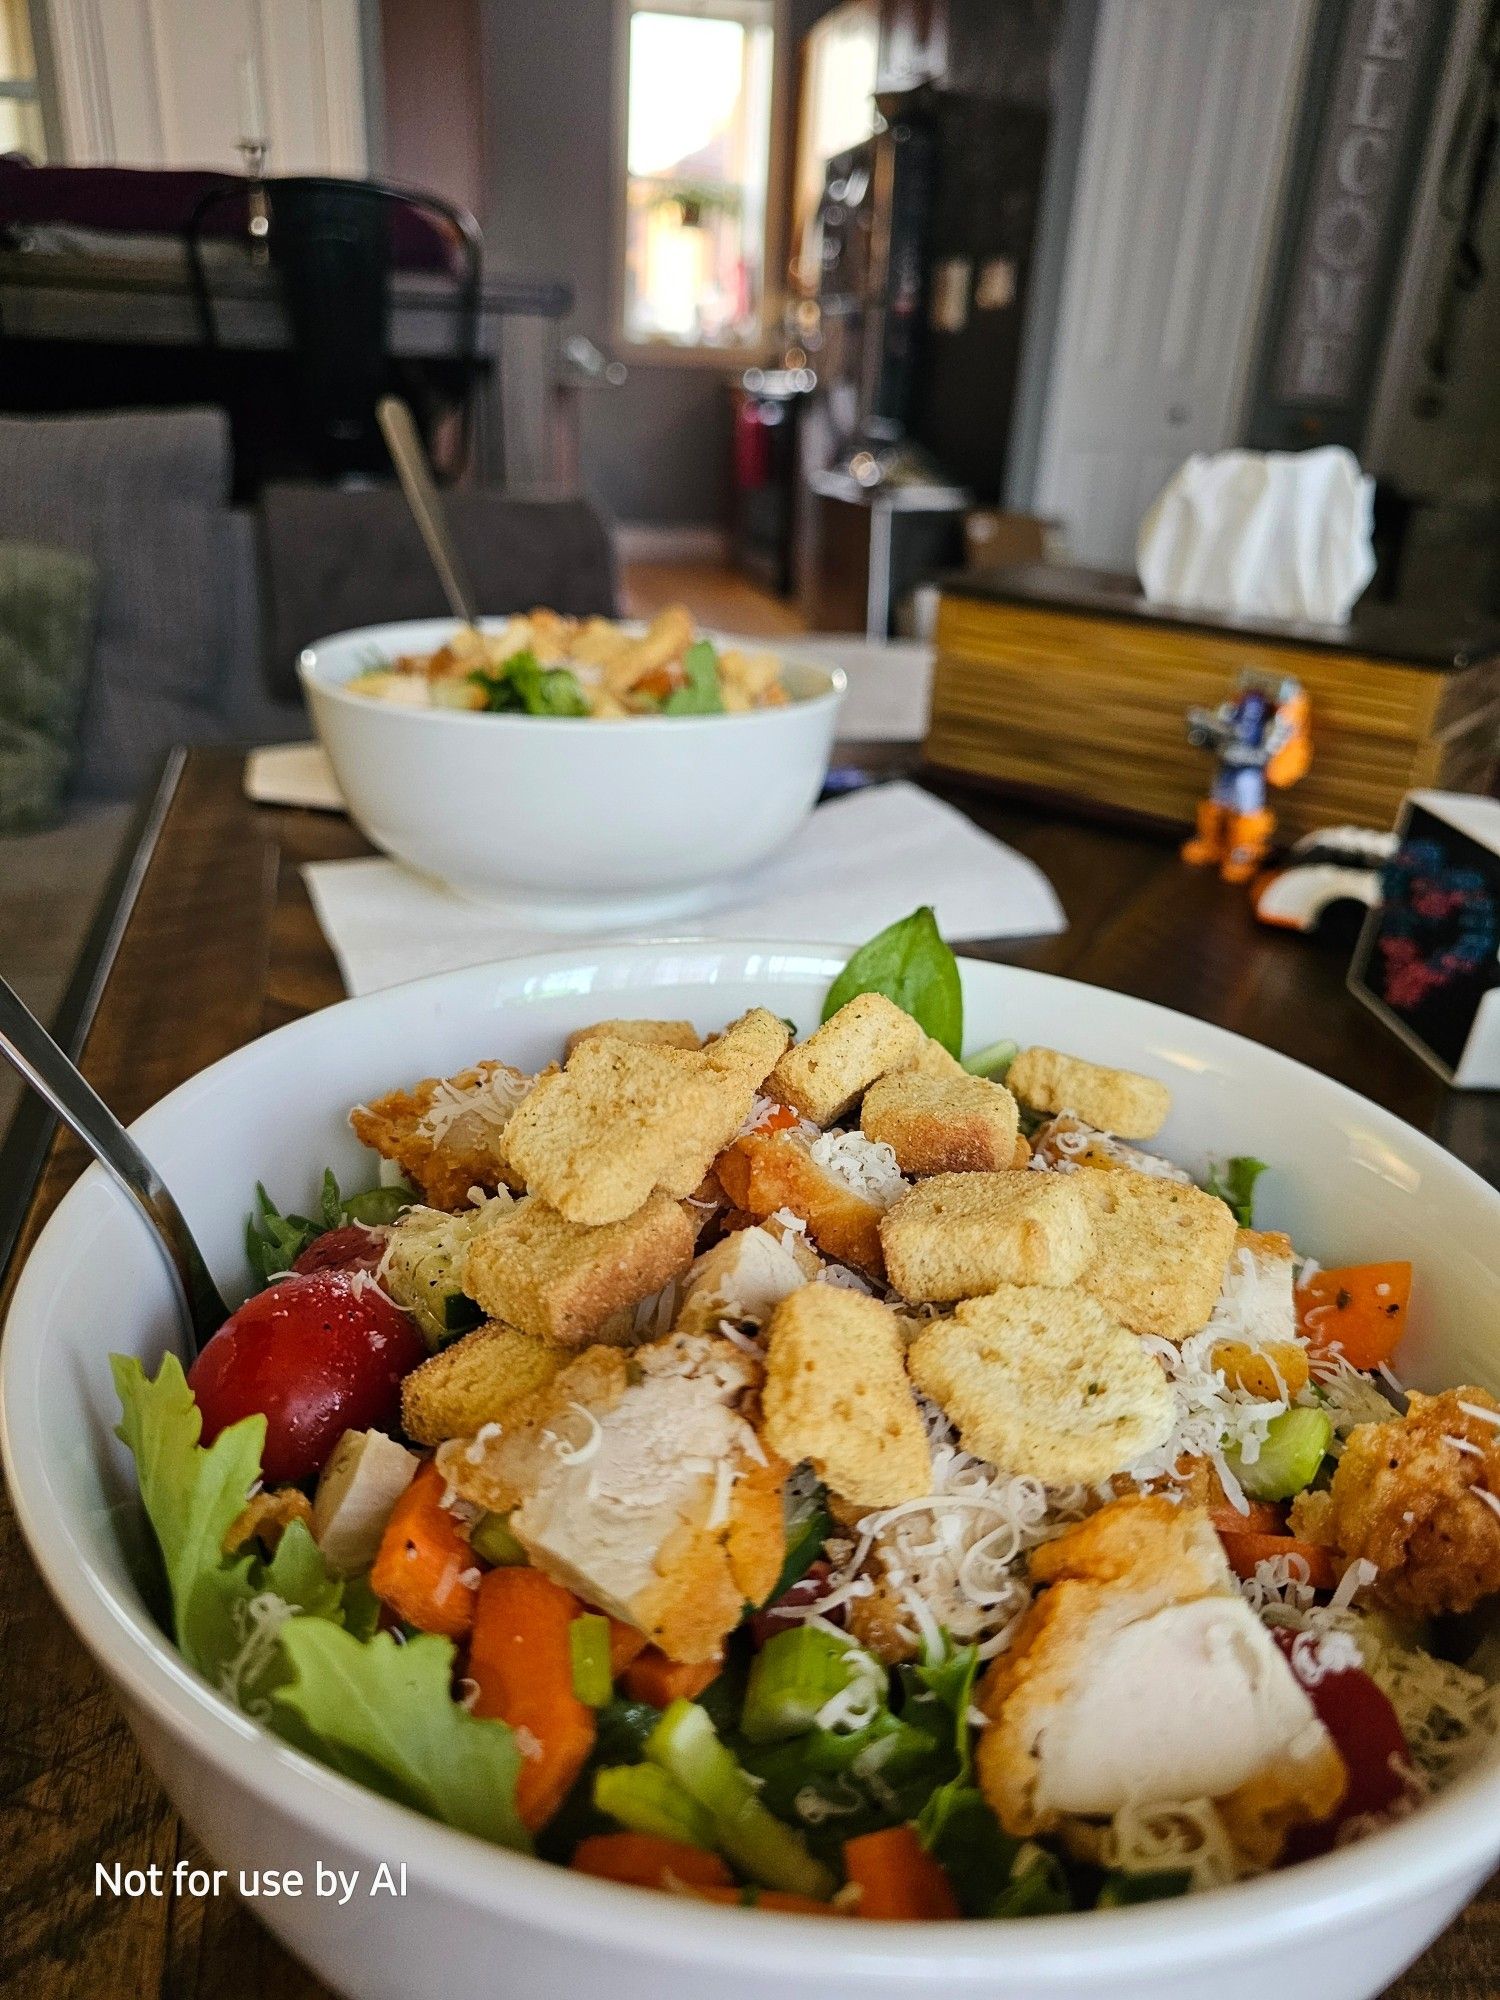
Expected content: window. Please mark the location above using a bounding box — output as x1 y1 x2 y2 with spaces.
0 0 44 158
621 0 775 352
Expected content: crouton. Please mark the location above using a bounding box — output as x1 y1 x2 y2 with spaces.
902 1036 969 1082
908 1287 1173 1485
861 1070 1020 1176
702 1006 794 1080
503 1035 764 1225
400 1320 570 1445
1076 1174 1237 1339
715 1129 886 1276
224 1487 313 1557
768 993 924 1126
461 1192 695 1345
437 1333 785 1661
976 1496 1345 1864
564 1018 702 1058
350 1059 536 1209
1008 1047 1171 1140
880 1173 1096 1302
762 1288 930 1508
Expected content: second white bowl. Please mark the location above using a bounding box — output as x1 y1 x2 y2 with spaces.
299 620 845 923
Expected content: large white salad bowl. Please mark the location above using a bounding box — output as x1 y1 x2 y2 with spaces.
3 941 1498 2000
298 621 845 920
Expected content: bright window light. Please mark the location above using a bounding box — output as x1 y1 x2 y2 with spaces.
0 0 44 158
622 2 774 350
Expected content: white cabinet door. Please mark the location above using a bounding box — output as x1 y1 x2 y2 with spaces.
1034 0 1313 568
46 0 366 174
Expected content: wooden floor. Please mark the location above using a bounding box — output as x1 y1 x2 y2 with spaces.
620 559 809 639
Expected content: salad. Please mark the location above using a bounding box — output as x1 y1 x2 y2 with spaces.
113 910 1500 1920
345 606 791 718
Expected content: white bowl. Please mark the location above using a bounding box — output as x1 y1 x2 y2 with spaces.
4 943 1499 2000
298 621 845 923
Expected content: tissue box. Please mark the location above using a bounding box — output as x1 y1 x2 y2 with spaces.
925 567 1500 840
1349 791 1500 1088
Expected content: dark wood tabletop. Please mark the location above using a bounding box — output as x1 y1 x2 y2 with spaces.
1 744 1496 2000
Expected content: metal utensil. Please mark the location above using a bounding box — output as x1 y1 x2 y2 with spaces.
0 975 228 1353
376 394 481 627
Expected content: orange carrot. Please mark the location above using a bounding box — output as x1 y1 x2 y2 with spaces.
573 1833 731 1892
1297 1261 1412 1370
368 1461 477 1640
621 1646 722 1707
754 1101 802 1133
467 1567 597 1830
694 1887 844 1915
1209 1500 1286 1538
608 1618 649 1678
1218 1530 1338 1592
843 1827 961 1921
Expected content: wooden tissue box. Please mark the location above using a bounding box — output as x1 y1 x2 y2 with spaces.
925 566 1500 839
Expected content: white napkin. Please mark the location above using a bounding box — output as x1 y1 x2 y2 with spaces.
303 780 1065 997
245 742 344 811
1137 445 1376 625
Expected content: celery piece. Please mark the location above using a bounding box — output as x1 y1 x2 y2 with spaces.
1226 1406 1334 1502
570 1614 614 1708
1096 1868 1191 1908
961 1038 1018 1081
470 1511 527 1567
987 1843 1072 1918
646 1699 835 1899
593 1763 717 1848
741 1626 871 1744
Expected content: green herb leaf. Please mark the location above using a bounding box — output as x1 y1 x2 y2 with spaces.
273 1623 531 1850
823 906 963 1056
1204 1155 1270 1228
469 649 589 717
245 1172 414 1284
661 638 725 715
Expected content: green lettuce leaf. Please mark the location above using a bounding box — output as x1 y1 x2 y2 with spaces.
468 649 588 717
660 639 725 715
245 1170 414 1285
1204 1155 1269 1228
823 906 963 1056
273 1623 531 1851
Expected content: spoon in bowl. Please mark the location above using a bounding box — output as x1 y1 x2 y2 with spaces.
376 394 480 628
0 974 227 1354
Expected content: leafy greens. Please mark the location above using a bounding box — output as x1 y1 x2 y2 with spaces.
823 905 963 1057
1204 1155 1269 1228
245 1168 413 1285
468 647 589 717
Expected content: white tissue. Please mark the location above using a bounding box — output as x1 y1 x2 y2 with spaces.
1137 446 1376 626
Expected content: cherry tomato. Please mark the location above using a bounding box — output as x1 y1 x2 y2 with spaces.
188 1270 425 1485
292 1223 385 1276
1274 1626 1418 1858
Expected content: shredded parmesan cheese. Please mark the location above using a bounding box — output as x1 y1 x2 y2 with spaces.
808 1129 906 1209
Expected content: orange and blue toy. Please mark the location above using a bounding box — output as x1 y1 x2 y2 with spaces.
1182 670 1311 884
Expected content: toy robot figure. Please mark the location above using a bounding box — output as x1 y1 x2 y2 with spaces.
1182 670 1311 884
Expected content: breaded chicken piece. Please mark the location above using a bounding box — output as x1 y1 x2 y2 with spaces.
505 1033 774 1225
860 1070 1020 1176
676 1222 815 1333
881 1172 1096 1300
762 1287 931 1509
769 993 924 1127
909 1286 1174 1485
565 1018 702 1058
351 1060 538 1210
1076 1173 1238 1340
461 1191 695 1345
401 1319 570 1445
1209 1230 1308 1399
977 1496 1345 1866
1301 1387 1500 1618
437 1332 785 1661
715 1129 887 1277
1008 1048 1171 1139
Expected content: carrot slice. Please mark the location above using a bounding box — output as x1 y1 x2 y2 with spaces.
1218 1530 1338 1592
621 1646 722 1707
694 1887 844 1915
467 1567 597 1830
843 1826 961 1921
368 1460 477 1640
573 1833 731 1892
1209 1501 1286 1537
608 1617 649 1678
1297 1262 1412 1370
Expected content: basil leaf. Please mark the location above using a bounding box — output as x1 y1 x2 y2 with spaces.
823 906 963 1056
661 639 725 715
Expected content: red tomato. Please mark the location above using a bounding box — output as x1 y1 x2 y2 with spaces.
188 1270 425 1485
749 1562 845 1648
292 1223 385 1276
1273 1626 1419 1858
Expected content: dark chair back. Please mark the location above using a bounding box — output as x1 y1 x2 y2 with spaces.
183 175 483 482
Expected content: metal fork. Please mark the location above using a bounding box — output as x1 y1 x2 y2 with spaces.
0 974 227 1353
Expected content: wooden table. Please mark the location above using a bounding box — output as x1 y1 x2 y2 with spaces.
1 746 1496 1999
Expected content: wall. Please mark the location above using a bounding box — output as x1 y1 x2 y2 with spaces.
482 0 732 529
376 0 484 218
